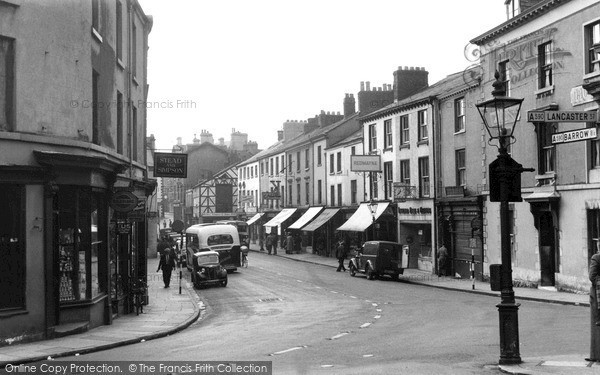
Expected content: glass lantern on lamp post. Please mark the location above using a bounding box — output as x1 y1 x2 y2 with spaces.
368 199 378 241
476 71 534 365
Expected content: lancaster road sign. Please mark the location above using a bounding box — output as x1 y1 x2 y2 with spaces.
527 110 597 123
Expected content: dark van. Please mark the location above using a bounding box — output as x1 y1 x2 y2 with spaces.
348 241 409 280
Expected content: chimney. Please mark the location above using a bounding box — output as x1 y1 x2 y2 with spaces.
393 66 429 102
218 137 225 146
177 137 182 145
360 81 365 91
366 81 371 91
358 81 394 115
343 93 356 118
193 133 199 144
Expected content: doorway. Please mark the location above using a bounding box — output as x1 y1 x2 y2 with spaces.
538 211 556 286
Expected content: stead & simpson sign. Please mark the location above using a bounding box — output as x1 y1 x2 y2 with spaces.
154 153 188 178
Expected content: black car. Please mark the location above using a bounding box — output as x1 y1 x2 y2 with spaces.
190 250 228 288
348 241 408 280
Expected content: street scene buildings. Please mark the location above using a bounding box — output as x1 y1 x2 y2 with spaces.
1 0 600 371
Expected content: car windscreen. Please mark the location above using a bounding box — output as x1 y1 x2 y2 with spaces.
207 234 234 246
197 254 220 264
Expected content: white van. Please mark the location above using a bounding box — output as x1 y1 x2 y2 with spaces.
185 224 242 272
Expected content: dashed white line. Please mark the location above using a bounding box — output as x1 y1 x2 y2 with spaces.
363 354 374 358
360 323 372 329
376 308 382 312
349 296 357 299
270 346 307 356
328 332 350 340
296 280 303 283
374 315 381 319
330 290 338 294
372 303 378 307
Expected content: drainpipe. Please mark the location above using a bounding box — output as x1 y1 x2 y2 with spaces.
127 0 133 177
431 96 441 276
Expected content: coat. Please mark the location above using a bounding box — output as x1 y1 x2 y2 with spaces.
590 253 600 360
158 249 177 272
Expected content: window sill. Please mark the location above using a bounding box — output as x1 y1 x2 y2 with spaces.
454 129 466 135
116 58 125 71
305 167 310 172
583 71 600 81
0 307 28 318
383 147 392 153
535 85 554 97
417 139 429 146
91 27 103 43
399 144 410 150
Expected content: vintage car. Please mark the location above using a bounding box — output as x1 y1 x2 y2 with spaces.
190 250 228 288
348 241 409 280
185 224 242 272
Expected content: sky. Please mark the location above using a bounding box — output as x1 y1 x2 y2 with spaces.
138 0 508 152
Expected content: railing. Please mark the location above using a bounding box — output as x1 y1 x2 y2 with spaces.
393 183 418 202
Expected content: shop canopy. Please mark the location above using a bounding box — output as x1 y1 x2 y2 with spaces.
246 213 265 225
288 206 324 230
336 202 390 232
301 208 340 232
263 208 297 228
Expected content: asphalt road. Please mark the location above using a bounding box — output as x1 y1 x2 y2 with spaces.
68 251 589 374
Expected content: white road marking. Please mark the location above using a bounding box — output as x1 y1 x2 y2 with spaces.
330 290 338 294
372 303 378 307
349 296 357 299
296 280 303 283
376 308 382 312
270 346 307 356
328 332 349 340
360 323 371 329
320 365 334 368
363 354 374 358
374 315 381 319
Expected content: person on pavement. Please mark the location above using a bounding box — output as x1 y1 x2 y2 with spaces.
335 239 347 272
285 232 294 254
157 246 177 288
588 244 600 361
437 244 449 277
266 232 273 255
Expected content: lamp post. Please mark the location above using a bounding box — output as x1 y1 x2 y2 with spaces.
476 71 533 365
368 199 378 241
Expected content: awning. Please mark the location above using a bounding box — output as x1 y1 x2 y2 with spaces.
246 213 265 225
337 202 390 232
302 208 340 232
263 208 297 227
523 191 560 202
288 207 324 230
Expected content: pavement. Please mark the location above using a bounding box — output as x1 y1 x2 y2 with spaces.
0 245 597 374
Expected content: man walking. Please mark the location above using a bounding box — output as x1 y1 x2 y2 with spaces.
157 246 177 287
336 239 347 272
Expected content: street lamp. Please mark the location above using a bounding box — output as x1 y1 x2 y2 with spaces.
368 199 378 241
476 71 533 365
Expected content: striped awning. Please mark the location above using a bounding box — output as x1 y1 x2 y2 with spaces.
288 207 324 230
246 213 265 225
301 208 340 232
337 202 390 232
263 208 297 228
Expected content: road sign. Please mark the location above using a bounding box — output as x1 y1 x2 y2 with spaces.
351 155 381 172
527 110 597 123
551 127 597 144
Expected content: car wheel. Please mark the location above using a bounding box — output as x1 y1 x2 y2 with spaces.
365 265 375 280
349 264 356 277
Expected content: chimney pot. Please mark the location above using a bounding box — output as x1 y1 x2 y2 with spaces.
366 81 371 91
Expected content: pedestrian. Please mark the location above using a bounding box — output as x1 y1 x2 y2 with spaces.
266 232 273 255
259 233 265 252
437 244 449 277
157 246 177 288
285 232 293 254
156 235 170 257
588 244 600 362
336 239 347 272
294 233 302 254
272 232 278 255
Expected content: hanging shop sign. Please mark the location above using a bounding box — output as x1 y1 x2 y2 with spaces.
551 127 598 144
116 221 132 234
350 155 381 172
527 110 597 123
154 152 188 178
110 191 139 212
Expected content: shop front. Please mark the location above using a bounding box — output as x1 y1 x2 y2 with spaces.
246 212 265 246
302 208 342 257
263 208 299 248
337 201 397 244
287 207 324 253
436 197 484 280
397 202 435 272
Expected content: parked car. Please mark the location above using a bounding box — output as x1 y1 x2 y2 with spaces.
185 224 242 272
190 250 228 288
348 241 409 280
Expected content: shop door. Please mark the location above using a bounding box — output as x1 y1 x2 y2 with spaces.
539 212 556 286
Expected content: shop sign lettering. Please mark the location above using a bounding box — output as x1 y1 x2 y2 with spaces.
398 207 432 215
154 152 188 178
110 191 138 212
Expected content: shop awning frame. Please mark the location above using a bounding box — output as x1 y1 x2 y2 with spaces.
246 213 265 225
288 207 324 230
263 208 297 227
336 202 390 232
301 208 340 232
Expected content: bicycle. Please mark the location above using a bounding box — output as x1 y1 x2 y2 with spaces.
129 278 147 315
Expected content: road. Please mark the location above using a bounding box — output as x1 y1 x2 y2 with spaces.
66 252 588 374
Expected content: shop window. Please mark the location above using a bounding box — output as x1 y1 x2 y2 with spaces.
58 187 107 303
0 185 24 310
0 36 15 131
590 209 600 263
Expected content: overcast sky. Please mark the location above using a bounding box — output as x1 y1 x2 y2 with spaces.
139 0 507 151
